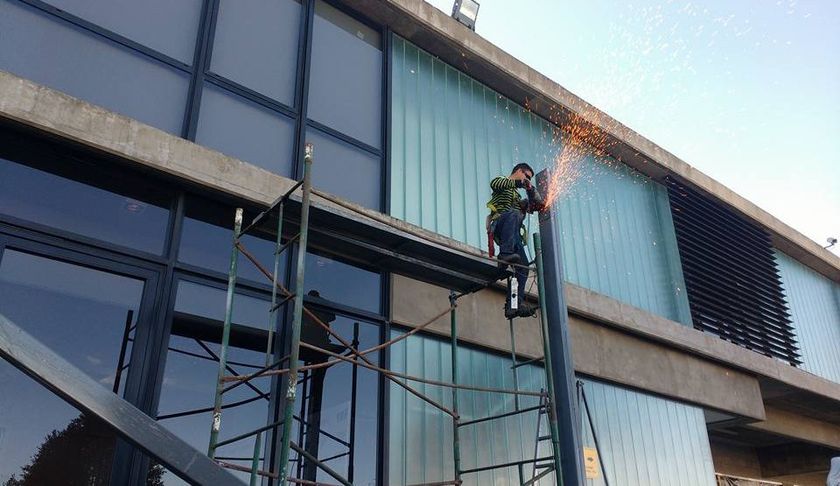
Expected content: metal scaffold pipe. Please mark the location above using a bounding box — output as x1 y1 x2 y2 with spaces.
277 142 315 484
208 207 242 458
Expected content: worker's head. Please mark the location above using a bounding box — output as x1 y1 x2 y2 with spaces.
510 163 534 182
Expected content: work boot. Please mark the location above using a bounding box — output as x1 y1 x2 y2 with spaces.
497 252 521 266
516 302 538 318
504 300 538 319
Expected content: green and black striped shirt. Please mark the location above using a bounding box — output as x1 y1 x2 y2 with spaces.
487 176 522 218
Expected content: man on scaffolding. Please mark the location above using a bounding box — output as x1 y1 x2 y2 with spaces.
487 163 545 319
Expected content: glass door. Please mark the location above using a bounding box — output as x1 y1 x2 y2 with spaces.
0 238 161 486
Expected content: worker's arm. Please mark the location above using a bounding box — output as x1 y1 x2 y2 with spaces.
490 176 526 191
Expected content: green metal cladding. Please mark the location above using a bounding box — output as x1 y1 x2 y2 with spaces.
776 251 840 383
389 35 691 325
387 332 716 485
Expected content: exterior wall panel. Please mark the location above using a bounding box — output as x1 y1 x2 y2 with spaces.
388 332 716 486
390 36 690 325
776 251 840 383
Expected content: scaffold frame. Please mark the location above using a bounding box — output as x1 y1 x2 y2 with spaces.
205 143 567 485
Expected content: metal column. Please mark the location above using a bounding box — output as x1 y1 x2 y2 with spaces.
535 204 586 486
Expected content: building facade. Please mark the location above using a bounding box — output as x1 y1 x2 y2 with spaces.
0 0 838 485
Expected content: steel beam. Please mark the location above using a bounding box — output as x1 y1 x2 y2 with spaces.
0 313 241 486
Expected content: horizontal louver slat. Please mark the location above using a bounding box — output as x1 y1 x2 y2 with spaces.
666 177 800 365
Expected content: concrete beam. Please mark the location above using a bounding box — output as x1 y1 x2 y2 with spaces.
757 443 836 478
340 0 840 282
392 274 766 419
747 407 840 450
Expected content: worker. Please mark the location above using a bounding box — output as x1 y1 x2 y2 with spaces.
487 163 545 319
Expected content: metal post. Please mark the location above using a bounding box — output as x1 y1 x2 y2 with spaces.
250 202 287 485
208 208 243 458
534 229 585 485
348 323 360 483
533 234 566 484
508 314 525 485
278 143 315 483
449 290 462 485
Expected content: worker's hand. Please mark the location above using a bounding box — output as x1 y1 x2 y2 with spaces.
515 178 532 189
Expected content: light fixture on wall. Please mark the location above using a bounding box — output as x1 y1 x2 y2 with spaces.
452 0 480 31
826 237 838 249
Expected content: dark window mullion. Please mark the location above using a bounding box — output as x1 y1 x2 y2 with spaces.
182 0 220 140
293 0 317 181
204 72 298 120
306 119 383 157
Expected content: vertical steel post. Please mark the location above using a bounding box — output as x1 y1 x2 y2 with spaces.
508 315 525 485
535 227 585 485
277 143 314 483
449 290 462 485
348 323 360 483
533 234 565 484
250 202 287 485
208 208 243 457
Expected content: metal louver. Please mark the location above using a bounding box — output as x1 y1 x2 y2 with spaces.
665 177 800 365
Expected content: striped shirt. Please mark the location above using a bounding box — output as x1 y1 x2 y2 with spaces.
487 176 522 217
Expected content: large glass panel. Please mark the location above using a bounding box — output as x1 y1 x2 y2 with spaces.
0 2 190 134
157 279 272 485
0 250 147 484
304 252 381 314
306 128 382 210
308 0 382 148
211 0 301 105
0 364 119 485
178 196 287 283
292 314 380 485
0 138 171 255
196 84 296 176
44 0 203 63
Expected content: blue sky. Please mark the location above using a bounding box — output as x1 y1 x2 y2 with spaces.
427 0 839 254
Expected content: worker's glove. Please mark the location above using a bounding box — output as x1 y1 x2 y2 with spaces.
515 178 532 189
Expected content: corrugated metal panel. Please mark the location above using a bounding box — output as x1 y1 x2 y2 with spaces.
388 332 715 486
389 36 690 325
388 331 554 486
552 158 691 324
579 379 716 486
390 35 558 247
776 251 840 383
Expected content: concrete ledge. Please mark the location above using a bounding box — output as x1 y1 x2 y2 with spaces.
342 0 840 282
747 407 840 449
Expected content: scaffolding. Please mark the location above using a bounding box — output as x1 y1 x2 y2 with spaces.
205 143 567 485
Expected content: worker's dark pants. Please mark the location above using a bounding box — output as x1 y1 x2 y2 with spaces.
493 209 528 302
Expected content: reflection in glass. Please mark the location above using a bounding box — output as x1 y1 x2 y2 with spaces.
178 197 287 283
157 279 273 484
195 84 296 176
0 2 190 134
0 250 146 484
304 252 381 314
0 153 171 255
308 0 382 148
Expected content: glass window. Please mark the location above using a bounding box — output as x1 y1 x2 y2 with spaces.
196 83 296 176
0 138 171 255
44 0 203 63
306 128 382 210
157 279 273 484
178 196 287 283
293 315 380 484
308 0 382 148
0 363 118 485
0 250 145 395
174 279 271 330
0 2 190 134
210 0 301 105
0 249 147 484
304 252 381 314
